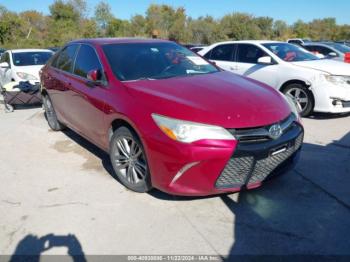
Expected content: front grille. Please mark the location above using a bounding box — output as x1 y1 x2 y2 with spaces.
227 113 296 142
215 133 303 189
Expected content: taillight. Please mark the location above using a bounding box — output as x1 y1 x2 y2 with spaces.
344 52 350 63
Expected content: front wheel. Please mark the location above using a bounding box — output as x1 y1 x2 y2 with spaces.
283 84 314 117
110 127 152 193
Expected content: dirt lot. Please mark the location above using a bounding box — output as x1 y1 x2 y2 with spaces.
0 105 349 258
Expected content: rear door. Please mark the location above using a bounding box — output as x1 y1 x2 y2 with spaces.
67 44 107 146
234 43 279 88
204 44 236 71
45 44 79 125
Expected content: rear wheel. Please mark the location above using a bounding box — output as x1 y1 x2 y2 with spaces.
43 95 65 131
283 83 314 117
110 127 152 193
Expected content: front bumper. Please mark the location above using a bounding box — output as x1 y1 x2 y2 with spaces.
145 118 304 196
312 82 350 113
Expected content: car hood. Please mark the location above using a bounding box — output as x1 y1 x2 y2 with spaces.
292 59 350 75
14 65 43 80
124 71 291 128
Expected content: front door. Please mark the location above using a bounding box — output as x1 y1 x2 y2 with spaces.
234 44 279 89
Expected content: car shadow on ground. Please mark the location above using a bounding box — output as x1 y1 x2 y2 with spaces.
9 233 86 262
60 125 350 256
219 131 350 258
307 112 350 120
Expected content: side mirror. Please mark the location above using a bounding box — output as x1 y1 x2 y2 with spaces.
86 69 103 86
0 62 9 68
328 52 338 57
257 56 273 65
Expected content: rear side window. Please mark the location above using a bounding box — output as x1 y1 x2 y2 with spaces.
55 45 78 72
73 45 103 78
305 45 334 56
208 44 235 61
236 44 267 64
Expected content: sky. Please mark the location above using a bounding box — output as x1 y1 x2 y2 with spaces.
1 0 350 25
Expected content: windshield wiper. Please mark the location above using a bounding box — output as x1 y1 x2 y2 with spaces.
123 77 156 82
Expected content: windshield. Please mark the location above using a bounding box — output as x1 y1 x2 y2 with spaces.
263 43 319 62
12 51 53 66
102 42 219 81
323 43 350 53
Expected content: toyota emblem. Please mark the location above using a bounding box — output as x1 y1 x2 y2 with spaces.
269 124 282 139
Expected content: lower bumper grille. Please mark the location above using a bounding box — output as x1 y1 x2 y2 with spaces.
215 133 303 189
342 101 350 108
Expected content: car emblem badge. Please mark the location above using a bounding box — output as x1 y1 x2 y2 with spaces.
269 124 282 139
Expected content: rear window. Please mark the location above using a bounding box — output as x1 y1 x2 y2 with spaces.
12 52 52 66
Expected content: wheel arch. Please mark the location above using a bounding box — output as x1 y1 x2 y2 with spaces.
279 79 310 92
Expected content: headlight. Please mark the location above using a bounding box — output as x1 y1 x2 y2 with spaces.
152 114 235 143
324 75 350 87
16 72 38 81
284 94 300 117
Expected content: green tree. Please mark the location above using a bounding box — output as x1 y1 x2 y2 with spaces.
94 1 114 32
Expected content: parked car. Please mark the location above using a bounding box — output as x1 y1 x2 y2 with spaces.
47 47 61 53
190 46 207 53
287 38 312 46
0 49 53 87
199 41 350 116
40 38 303 196
0 48 6 58
335 41 350 47
303 42 350 63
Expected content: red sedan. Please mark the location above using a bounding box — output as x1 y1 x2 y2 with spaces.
40 38 303 196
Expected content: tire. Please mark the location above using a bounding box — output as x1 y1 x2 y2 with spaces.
110 126 152 193
43 94 65 131
282 83 314 117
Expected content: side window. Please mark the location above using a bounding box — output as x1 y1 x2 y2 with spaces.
318 46 336 56
73 45 103 79
1 52 10 65
209 44 235 61
236 44 267 64
55 45 78 72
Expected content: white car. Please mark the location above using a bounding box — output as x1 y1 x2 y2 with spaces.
199 41 350 116
0 49 53 87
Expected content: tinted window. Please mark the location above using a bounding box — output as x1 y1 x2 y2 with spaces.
322 43 350 53
12 52 52 66
103 42 218 81
236 44 267 64
55 45 78 72
74 45 102 78
304 45 334 56
0 52 10 64
263 43 319 62
209 44 235 61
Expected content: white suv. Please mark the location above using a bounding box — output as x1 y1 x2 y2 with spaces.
0 49 53 87
199 41 350 116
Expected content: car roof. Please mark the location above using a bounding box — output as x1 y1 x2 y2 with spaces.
69 37 172 45
9 49 53 53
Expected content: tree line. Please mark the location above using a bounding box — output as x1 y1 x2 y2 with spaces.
0 0 349 49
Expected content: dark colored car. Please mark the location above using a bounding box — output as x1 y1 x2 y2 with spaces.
40 38 303 196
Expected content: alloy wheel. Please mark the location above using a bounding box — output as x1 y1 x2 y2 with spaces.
285 87 309 113
113 136 147 184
